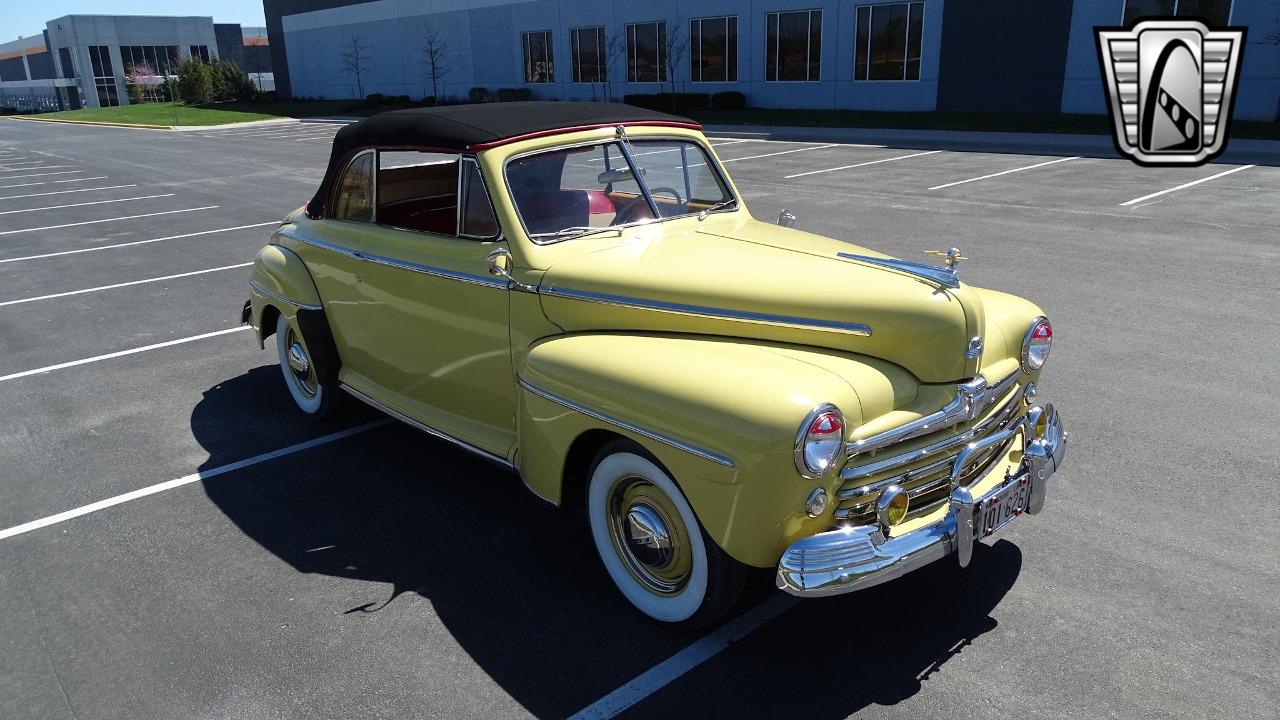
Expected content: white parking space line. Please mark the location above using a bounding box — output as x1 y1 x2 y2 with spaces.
0 170 82 180
1118 164 1255 207
293 134 342 142
0 161 48 169
0 220 277 264
784 149 943 179
0 205 219 236
0 184 137 201
0 419 393 542
928 156 1081 190
568 594 798 720
0 326 251 384
0 193 175 216
0 176 109 190
0 262 253 308
720 143 841 164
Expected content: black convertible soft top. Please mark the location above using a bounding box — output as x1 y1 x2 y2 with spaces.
307 102 699 217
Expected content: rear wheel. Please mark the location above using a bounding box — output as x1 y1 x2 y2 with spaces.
587 441 745 629
275 312 336 417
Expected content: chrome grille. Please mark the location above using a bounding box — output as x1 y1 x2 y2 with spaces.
834 383 1024 524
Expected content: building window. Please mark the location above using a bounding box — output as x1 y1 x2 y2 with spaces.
854 2 924 81
1123 1 1231 26
522 30 554 83
121 46 181 76
766 10 821 82
189 45 210 63
627 21 667 83
691 16 737 83
58 48 76 78
88 45 119 107
571 26 606 83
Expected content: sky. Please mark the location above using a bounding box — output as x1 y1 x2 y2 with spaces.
4 1 268 39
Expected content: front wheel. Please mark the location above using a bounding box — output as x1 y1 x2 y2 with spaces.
587 442 745 629
275 312 336 417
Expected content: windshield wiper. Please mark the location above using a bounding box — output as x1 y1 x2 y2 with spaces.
697 199 738 221
530 218 658 241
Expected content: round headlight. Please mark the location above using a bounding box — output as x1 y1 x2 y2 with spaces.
795 404 844 478
1021 317 1053 372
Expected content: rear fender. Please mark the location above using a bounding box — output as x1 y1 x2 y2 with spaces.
247 244 341 385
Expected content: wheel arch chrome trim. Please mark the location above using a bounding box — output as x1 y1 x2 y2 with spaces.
517 377 736 468
538 285 872 337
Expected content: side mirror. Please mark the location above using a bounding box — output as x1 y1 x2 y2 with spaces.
778 210 797 229
485 248 536 292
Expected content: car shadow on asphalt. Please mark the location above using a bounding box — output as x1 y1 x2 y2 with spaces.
192 368 1022 719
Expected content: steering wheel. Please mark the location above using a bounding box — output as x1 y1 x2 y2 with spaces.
613 186 686 225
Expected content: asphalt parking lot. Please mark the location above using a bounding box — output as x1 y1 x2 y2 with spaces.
1 117 1276 720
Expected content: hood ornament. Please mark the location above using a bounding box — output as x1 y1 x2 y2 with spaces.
926 247 967 271
836 245 965 290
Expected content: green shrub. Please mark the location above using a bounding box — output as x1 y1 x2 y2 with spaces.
711 91 746 110
176 57 212 104
420 95 437 107
365 92 385 104
468 87 492 103
495 88 519 102
393 94 411 105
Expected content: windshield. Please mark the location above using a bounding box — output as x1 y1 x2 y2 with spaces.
505 138 735 242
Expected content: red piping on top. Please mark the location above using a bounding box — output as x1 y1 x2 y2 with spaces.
466 120 703 151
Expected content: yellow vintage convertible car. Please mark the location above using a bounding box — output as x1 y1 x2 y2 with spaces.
243 103 1067 628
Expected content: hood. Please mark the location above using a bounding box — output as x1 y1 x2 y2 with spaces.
538 216 987 383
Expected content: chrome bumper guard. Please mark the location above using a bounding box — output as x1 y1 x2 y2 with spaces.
776 403 1067 598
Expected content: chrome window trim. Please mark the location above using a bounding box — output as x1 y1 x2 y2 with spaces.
458 156 503 240
249 279 323 310
331 148 377 223
840 377 1022 485
342 384 514 468
845 369 1017 457
835 252 959 289
501 135 739 246
538 284 873 336
518 377 736 468
276 227 508 290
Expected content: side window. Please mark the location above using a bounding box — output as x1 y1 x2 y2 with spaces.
459 159 500 238
377 151 459 235
333 151 375 222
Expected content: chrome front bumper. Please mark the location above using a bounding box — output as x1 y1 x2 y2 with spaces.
776 403 1067 598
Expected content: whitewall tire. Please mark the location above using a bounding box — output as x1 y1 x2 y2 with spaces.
275 312 331 416
587 442 745 628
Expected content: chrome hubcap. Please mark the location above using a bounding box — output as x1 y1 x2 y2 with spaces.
283 327 318 398
623 504 673 568
287 342 310 379
606 476 692 595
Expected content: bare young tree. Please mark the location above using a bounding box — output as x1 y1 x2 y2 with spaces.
421 22 450 100
339 32 373 99
603 28 628 102
662 17 689 100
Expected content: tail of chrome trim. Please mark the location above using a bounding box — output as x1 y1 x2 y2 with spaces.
517 377 736 468
339 384 514 469
249 279 323 311
538 286 872 337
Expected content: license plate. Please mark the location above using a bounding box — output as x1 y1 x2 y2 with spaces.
976 476 1032 537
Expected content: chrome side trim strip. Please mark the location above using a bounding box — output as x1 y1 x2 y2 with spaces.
836 252 960 289
539 285 872 337
249 279 323 311
340 384 514 469
517 377 736 468
840 383 1023 484
277 227 508 290
845 369 1018 457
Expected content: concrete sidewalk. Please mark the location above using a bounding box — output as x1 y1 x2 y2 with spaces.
703 123 1280 166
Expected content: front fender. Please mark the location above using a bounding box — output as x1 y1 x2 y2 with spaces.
248 243 323 347
516 333 871 568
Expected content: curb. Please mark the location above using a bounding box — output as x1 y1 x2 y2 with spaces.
7 116 172 130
